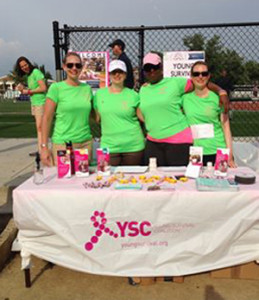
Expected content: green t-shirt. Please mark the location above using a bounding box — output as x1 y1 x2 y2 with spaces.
26 68 46 106
94 87 145 153
182 91 226 155
139 77 189 139
47 81 93 144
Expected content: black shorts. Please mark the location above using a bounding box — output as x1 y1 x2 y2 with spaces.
144 140 192 167
110 150 144 166
203 154 216 166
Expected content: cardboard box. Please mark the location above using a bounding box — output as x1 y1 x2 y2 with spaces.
211 261 259 280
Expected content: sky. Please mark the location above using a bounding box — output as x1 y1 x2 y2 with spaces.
0 0 259 78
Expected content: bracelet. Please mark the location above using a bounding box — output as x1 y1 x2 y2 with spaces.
41 143 48 148
219 90 227 96
28 89 33 95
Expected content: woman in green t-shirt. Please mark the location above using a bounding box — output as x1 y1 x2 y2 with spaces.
182 61 236 167
16 56 47 153
41 52 93 166
94 60 145 166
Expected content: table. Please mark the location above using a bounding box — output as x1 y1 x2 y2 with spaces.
13 167 259 282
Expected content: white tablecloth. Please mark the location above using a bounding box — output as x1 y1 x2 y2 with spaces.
13 167 259 276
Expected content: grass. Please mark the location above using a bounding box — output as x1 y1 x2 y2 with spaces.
0 98 101 138
230 111 259 137
0 99 31 112
0 99 36 137
0 98 258 139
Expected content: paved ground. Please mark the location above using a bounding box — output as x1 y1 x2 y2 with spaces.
0 138 37 189
0 139 259 300
0 138 36 233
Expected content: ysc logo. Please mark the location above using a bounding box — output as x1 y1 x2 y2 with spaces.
84 211 152 251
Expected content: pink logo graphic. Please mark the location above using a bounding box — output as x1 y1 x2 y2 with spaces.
84 211 152 252
85 211 118 251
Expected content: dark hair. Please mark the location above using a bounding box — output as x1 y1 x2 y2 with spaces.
191 61 209 74
109 39 125 51
15 56 35 77
62 52 82 64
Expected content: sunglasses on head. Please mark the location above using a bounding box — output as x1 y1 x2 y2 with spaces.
192 71 209 77
143 64 161 72
66 63 82 69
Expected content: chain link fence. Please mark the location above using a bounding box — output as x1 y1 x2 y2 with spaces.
53 22 259 142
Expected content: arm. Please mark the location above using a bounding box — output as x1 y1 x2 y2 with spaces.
91 92 100 123
95 110 101 123
136 108 145 123
184 79 194 93
207 82 229 114
220 113 236 168
16 83 25 92
40 98 56 167
22 79 47 95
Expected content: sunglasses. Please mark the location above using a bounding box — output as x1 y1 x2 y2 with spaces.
192 71 209 77
66 63 82 69
143 64 161 72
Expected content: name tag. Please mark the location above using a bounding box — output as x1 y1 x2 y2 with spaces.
190 124 214 139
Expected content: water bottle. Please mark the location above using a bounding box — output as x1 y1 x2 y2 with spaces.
149 157 157 173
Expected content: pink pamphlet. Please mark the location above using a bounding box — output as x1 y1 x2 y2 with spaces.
97 148 110 176
214 148 229 177
57 150 72 178
74 149 89 177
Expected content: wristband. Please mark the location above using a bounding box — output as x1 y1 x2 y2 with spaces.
28 89 33 95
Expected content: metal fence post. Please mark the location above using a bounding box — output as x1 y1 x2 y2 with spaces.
63 24 69 54
52 21 62 82
138 25 145 85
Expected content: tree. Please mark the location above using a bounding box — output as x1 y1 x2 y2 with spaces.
34 63 53 80
183 33 256 86
244 61 259 83
8 68 25 85
183 33 205 51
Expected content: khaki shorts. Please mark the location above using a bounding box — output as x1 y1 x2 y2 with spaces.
51 139 93 166
31 105 44 116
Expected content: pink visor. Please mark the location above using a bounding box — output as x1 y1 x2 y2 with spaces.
143 53 162 66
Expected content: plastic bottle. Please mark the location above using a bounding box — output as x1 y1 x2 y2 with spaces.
149 157 157 173
33 152 44 184
206 162 214 177
66 141 75 175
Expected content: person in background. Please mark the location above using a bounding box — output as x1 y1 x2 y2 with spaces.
109 39 134 89
215 68 233 96
252 81 258 98
94 60 145 166
183 61 236 167
15 56 47 154
138 52 230 167
41 52 93 166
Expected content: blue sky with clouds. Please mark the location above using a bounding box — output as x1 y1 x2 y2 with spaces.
0 0 258 77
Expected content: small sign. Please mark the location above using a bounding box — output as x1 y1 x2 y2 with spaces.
76 51 110 88
163 51 205 78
